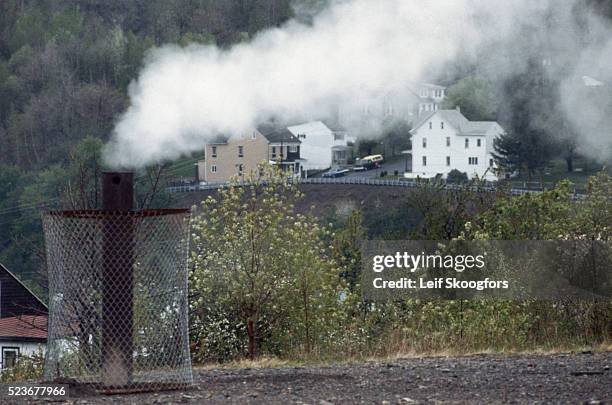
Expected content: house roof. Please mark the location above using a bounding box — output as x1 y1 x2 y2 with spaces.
261 128 301 144
0 315 47 340
0 262 48 310
411 110 500 136
287 121 333 136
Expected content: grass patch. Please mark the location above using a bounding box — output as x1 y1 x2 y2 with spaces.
193 340 612 370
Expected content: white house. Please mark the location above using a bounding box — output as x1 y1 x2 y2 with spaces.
0 315 47 370
0 263 48 371
286 121 353 173
407 108 504 181
335 83 447 131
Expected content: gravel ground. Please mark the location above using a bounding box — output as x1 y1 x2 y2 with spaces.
6 352 611 404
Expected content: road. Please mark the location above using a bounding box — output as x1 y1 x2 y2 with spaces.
343 156 411 179
18 351 611 404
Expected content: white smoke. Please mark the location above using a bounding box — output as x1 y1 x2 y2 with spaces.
104 0 612 168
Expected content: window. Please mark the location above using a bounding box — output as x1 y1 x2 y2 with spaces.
422 137 427 148
299 134 306 139
477 139 482 147
429 122 433 130
468 157 479 165
2 347 18 369
289 145 298 153
211 165 217 173
211 146 217 157
251 131 257 140
334 133 344 141
422 156 427 166
446 156 451 166
490 158 494 167
441 121 444 130
420 89 428 97
446 137 451 147
237 164 244 175
238 146 244 157
465 138 469 148
272 146 276 158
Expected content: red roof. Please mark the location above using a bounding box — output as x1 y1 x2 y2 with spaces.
0 315 47 339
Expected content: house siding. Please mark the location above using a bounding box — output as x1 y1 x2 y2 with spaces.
410 112 502 181
198 131 269 183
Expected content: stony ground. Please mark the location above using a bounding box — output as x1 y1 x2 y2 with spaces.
6 352 611 404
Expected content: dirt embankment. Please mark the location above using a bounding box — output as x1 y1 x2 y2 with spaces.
174 183 411 216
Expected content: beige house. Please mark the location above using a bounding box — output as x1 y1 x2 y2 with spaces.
197 126 302 184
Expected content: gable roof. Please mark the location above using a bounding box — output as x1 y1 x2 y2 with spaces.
287 121 333 136
411 109 501 136
260 128 301 144
0 262 47 311
0 315 47 340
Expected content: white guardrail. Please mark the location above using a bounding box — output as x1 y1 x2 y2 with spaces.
166 177 585 199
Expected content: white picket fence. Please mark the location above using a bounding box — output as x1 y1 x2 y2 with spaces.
167 177 583 198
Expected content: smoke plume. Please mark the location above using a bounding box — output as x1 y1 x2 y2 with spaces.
104 0 612 168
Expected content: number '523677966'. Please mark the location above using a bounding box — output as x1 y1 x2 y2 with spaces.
6 385 67 397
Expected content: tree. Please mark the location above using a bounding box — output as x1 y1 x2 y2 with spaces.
190 163 342 359
381 119 411 157
407 179 496 240
446 169 469 184
331 210 366 291
441 76 498 121
494 60 558 179
357 139 379 157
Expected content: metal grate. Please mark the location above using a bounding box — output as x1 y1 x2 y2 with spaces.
42 209 193 394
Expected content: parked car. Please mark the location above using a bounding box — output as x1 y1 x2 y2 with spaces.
322 168 350 178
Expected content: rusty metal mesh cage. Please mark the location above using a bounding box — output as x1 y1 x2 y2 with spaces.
42 209 193 394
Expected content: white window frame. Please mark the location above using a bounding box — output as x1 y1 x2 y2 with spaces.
211 165 217 173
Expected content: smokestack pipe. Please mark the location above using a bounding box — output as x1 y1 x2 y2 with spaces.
101 172 134 387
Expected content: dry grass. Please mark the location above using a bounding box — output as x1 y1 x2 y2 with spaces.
193 340 612 370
